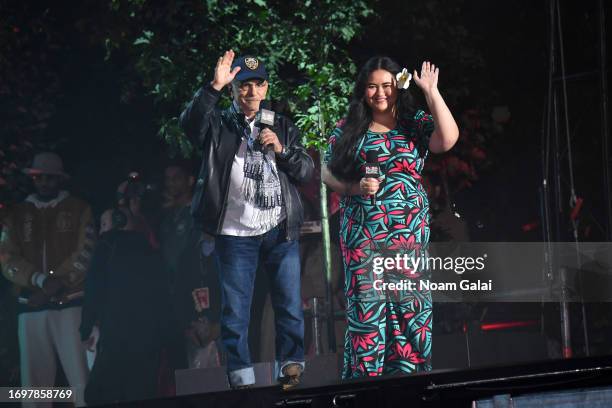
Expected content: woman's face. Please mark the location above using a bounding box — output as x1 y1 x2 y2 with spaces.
365 69 398 114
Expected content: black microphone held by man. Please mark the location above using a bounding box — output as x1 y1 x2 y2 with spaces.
255 100 276 152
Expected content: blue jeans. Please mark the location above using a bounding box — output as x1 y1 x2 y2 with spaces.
214 225 304 387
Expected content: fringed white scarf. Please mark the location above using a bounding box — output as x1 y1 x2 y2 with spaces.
230 103 283 230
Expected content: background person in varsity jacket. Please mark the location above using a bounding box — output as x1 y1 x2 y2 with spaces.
179 50 314 389
0 152 95 407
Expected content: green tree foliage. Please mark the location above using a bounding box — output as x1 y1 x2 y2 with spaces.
105 0 373 155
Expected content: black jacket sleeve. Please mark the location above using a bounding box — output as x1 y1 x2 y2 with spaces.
179 83 223 146
276 119 315 185
80 238 112 341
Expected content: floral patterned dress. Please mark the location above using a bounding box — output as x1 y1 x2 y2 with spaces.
325 110 435 379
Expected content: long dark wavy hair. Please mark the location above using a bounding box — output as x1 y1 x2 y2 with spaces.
328 56 416 181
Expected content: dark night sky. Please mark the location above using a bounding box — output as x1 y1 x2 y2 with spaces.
6 0 612 240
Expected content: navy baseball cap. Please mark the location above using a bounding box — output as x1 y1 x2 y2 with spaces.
231 55 269 82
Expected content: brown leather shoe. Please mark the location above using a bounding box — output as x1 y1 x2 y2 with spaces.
280 363 303 390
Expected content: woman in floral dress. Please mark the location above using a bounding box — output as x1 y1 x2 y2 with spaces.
323 56 458 378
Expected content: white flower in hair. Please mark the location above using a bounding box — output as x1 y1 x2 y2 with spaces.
396 68 412 89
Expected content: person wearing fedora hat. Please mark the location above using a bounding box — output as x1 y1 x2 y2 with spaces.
0 151 96 407
180 50 313 389
23 152 70 203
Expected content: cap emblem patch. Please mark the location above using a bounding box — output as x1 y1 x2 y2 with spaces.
245 57 259 70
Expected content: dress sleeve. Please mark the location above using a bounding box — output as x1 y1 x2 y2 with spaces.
414 110 435 147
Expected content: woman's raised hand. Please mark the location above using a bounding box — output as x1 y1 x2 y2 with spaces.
413 61 439 95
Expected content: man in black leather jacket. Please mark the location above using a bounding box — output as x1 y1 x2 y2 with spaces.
179 50 314 389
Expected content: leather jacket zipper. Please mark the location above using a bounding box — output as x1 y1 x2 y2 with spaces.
216 135 244 234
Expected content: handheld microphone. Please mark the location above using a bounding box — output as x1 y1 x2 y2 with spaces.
255 100 275 152
364 150 380 205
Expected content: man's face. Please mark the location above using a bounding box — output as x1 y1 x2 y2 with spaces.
32 174 62 199
164 166 191 199
231 78 269 116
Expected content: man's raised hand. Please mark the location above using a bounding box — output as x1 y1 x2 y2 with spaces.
211 49 241 91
